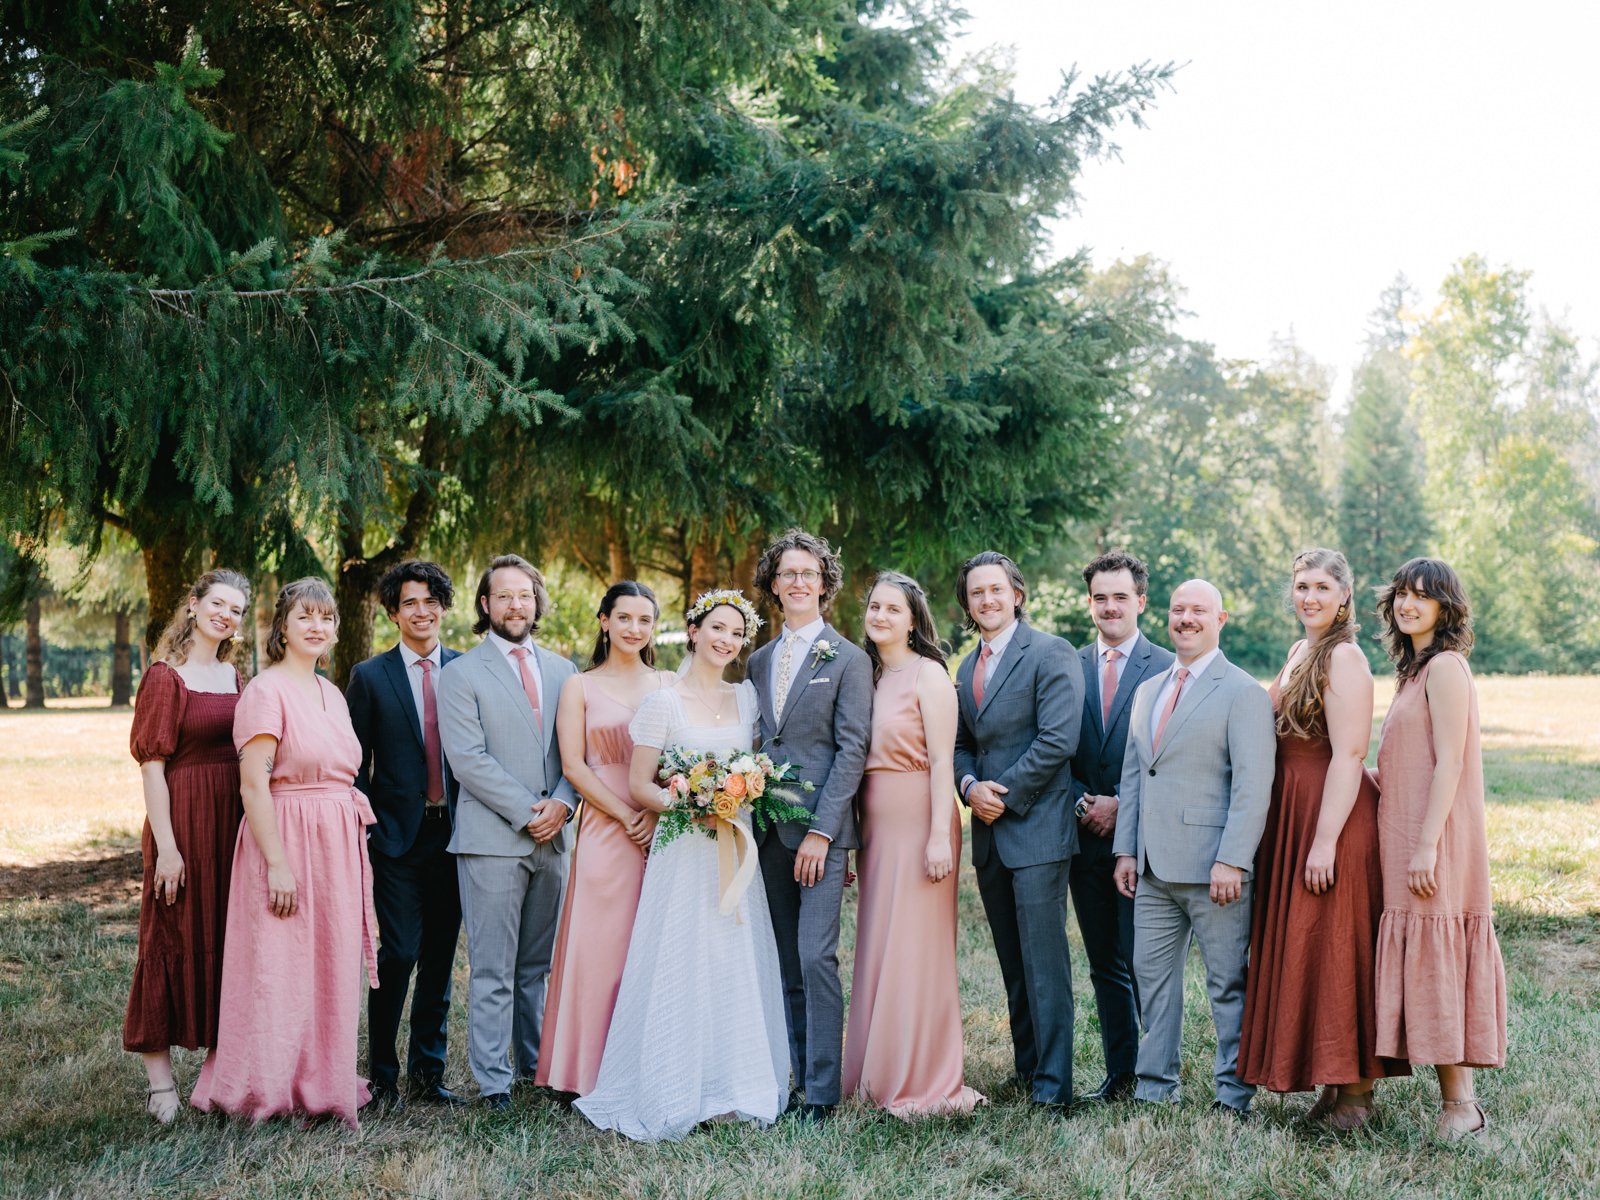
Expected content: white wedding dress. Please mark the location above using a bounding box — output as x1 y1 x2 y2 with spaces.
574 682 790 1141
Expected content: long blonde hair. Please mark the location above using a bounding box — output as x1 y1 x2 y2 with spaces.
1276 548 1357 739
152 569 252 666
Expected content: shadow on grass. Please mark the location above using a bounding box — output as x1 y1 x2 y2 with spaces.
0 849 141 905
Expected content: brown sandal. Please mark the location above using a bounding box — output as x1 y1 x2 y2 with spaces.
1436 1098 1488 1141
1304 1085 1340 1123
1328 1089 1376 1131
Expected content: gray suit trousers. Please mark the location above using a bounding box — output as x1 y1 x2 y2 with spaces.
758 835 849 1105
457 845 566 1095
1132 869 1254 1111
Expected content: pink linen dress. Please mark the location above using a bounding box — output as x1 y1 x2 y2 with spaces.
1374 651 1507 1067
842 660 982 1118
190 669 379 1128
536 676 651 1095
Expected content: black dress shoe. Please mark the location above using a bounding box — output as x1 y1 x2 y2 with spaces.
480 1092 512 1112
366 1083 406 1115
410 1079 467 1107
1210 1100 1250 1122
797 1103 834 1124
1083 1073 1137 1104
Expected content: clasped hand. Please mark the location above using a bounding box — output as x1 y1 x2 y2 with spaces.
525 798 566 844
1078 793 1118 837
967 780 1008 825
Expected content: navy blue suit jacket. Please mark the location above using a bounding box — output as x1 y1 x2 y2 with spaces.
348 644 462 858
1069 632 1175 821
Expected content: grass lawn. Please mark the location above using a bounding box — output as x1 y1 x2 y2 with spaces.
1 677 1597 1199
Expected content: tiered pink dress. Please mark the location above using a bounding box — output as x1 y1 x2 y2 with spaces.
1374 651 1507 1067
842 660 981 1118
190 670 379 1128
536 676 651 1095
123 662 243 1053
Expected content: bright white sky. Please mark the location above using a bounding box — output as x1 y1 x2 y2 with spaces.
958 1 1600 390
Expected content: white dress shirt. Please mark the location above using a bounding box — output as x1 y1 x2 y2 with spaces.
1095 630 1142 691
398 640 443 731
1149 646 1221 743
769 615 827 698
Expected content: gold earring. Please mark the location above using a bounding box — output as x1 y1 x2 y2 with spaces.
1336 603 1348 621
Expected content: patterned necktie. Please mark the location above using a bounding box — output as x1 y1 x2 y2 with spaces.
1153 666 1190 749
509 646 543 731
417 657 445 803
1101 647 1122 725
973 641 994 708
774 633 799 721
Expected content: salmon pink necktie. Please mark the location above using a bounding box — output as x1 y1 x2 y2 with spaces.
1153 666 1189 749
973 641 993 708
510 646 543 731
1101 647 1121 725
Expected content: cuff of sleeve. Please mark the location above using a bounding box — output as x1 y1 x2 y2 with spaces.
960 775 976 799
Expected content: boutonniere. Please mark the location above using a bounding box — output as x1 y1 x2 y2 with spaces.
810 639 838 668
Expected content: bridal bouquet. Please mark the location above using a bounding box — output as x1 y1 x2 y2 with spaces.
653 748 814 849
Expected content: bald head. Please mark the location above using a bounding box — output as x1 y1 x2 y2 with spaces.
1167 578 1227 664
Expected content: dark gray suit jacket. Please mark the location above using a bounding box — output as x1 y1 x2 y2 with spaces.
954 621 1085 870
749 624 873 851
347 644 462 858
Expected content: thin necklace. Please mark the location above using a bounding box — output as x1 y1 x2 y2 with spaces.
685 682 731 722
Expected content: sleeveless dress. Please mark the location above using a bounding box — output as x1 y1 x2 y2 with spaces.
842 661 982 1117
123 662 243 1053
1237 666 1403 1091
190 670 379 1128
575 683 790 1141
1374 651 1507 1067
536 674 655 1095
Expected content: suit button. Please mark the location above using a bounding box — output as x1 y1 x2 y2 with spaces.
540 789 549 797
1148 768 1157 777
772 737 782 747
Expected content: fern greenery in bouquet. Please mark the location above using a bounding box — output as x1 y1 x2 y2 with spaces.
654 747 814 848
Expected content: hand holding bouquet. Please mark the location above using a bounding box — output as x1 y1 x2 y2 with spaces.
654 748 813 849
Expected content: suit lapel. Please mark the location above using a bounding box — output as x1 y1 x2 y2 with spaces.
1081 644 1104 737
774 625 832 735
1106 635 1153 736
480 639 544 742
1151 652 1227 763
536 646 562 752
957 647 979 727
382 647 424 750
977 622 1030 718
750 642 778 734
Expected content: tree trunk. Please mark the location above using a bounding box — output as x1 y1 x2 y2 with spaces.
688 539 720 602
24 595 44 708
140 529 195 656
111 608 134 705
333 558 380 689
0 633 9 707
606 510 637 581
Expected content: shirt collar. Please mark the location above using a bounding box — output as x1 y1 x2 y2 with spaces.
488 630 535 657
1174 646 1221 679
1097 630 1140 660
398 641 442 669
981 619 1019 658
780 616 827 648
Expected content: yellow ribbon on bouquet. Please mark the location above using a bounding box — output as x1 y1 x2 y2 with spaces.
714 814 757 923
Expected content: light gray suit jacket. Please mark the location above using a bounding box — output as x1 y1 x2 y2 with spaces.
1112 650 1275 885
953 621 1085 870
749 625 873 852
439 637 577 857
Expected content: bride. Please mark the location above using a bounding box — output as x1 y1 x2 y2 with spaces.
575 589 791 1140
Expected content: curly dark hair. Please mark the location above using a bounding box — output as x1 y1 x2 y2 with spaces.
1376 557 1474 684
1081 551 1150 597
590 580 659 668
955 550 1027 632
472 554 549 636
377 559 454 615
752 528 844 610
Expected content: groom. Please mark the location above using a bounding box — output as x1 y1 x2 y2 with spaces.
749 528 873 1122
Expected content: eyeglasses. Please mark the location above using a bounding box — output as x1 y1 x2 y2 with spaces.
776 570 822 584
491 591 538 605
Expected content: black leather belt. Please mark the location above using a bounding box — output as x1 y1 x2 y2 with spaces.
422 805 447 819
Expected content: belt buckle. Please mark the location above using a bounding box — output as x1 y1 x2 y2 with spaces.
423 804 446 820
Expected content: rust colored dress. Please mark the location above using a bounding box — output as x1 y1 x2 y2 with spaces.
123 661 244 1053
1237 669 1404 1092
841 660 982 1117
1374 651 1506 1067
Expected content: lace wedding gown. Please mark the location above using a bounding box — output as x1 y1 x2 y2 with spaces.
574 682 790 1140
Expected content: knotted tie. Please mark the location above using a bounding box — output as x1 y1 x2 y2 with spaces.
417 657 445 803
973 641 994 708
774 632 799 721
509 646 543 731
1101 647 1122 725
1153 666 1190 749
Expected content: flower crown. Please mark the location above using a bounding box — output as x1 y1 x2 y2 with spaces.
685 588 763 637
